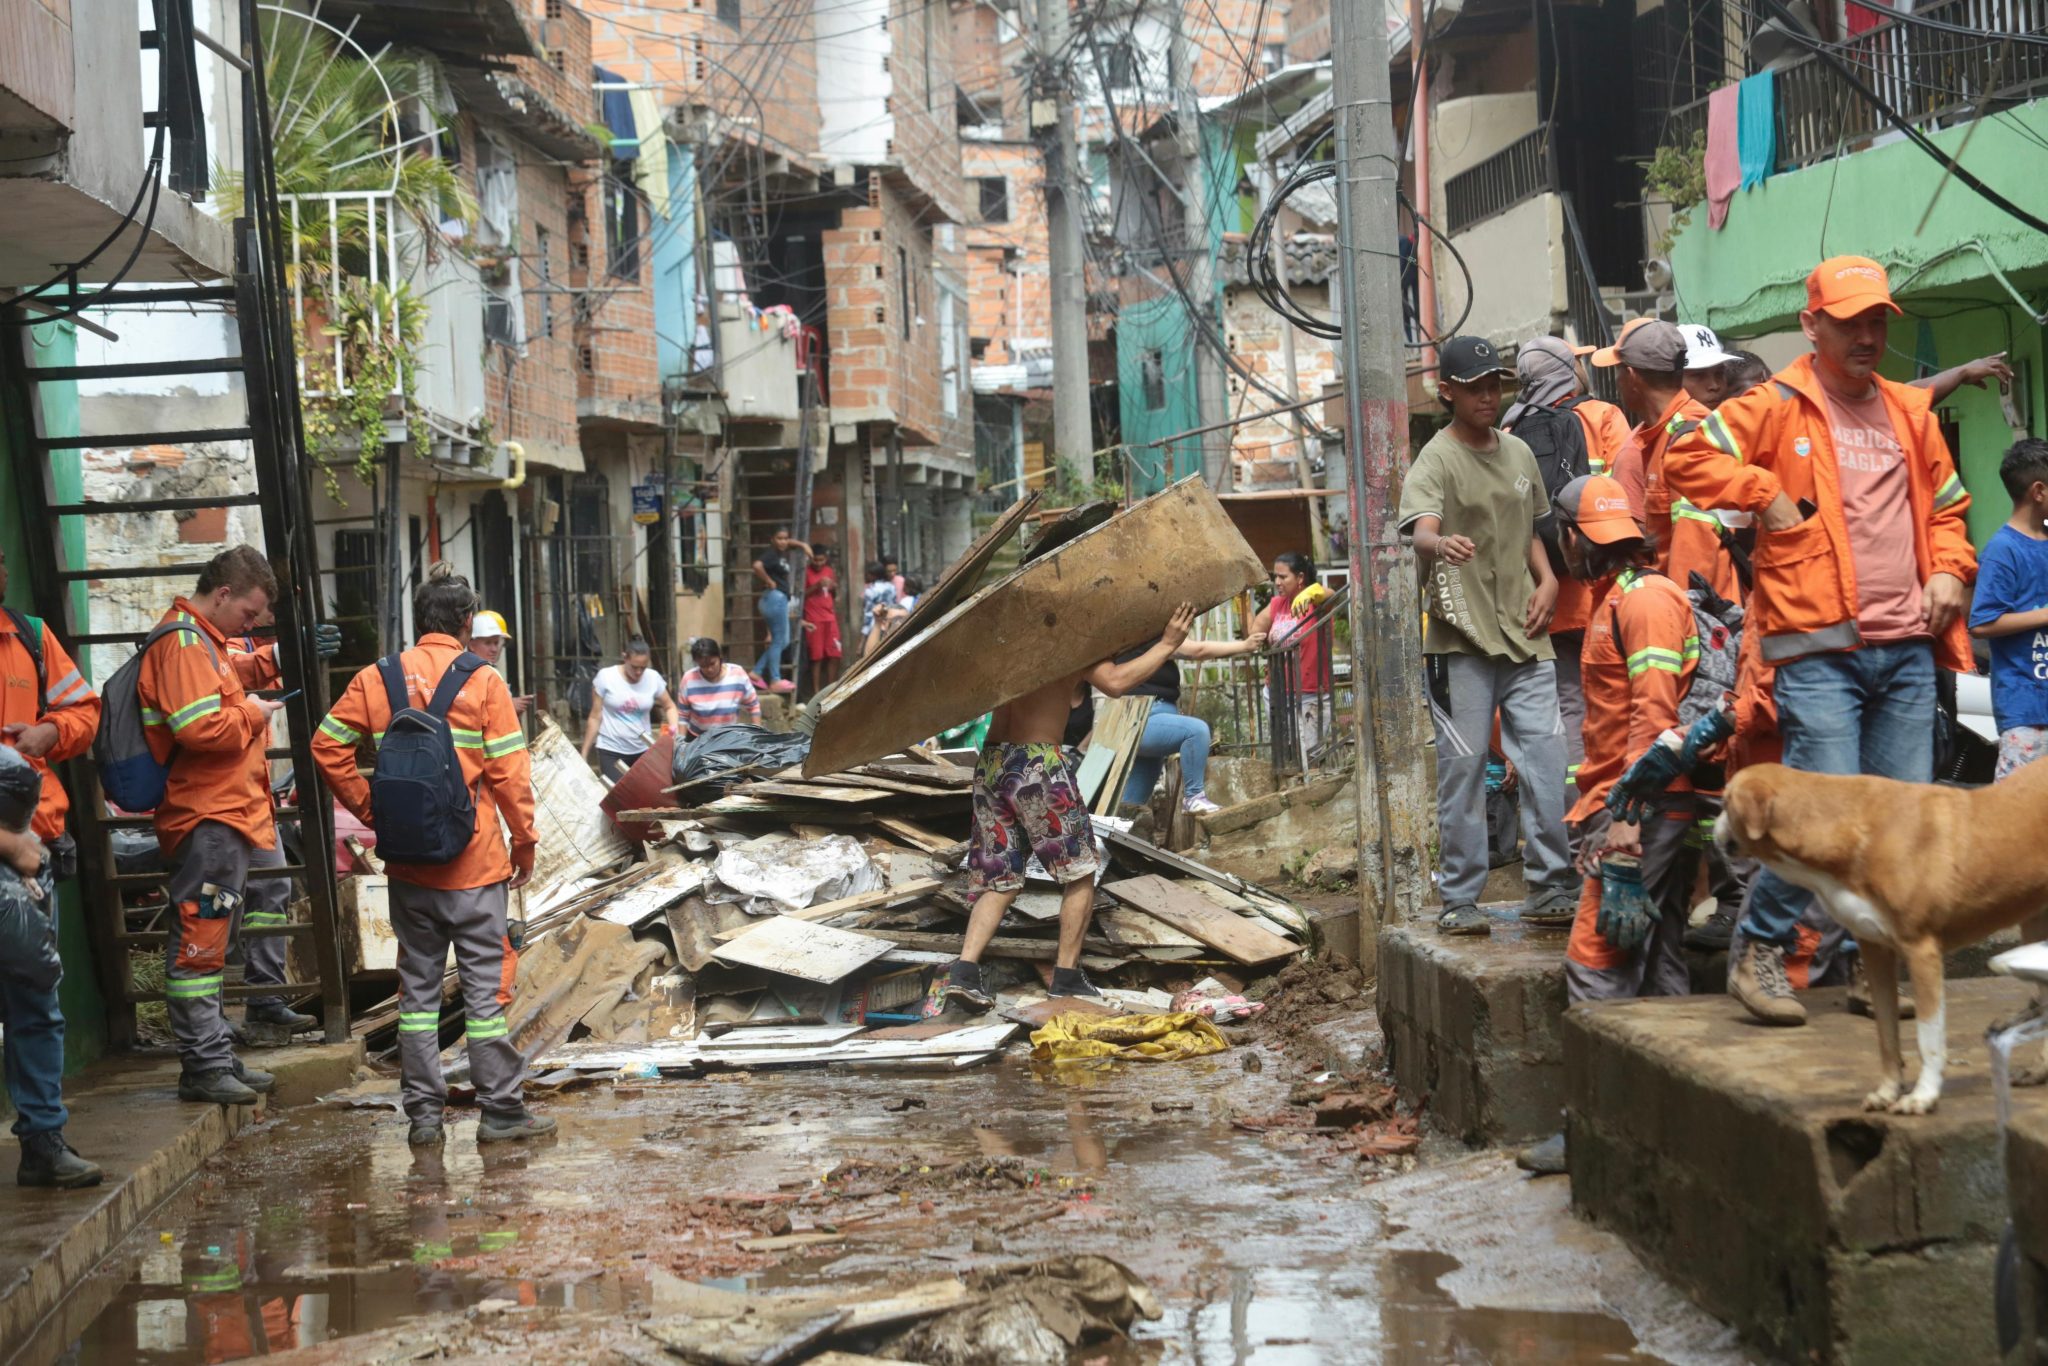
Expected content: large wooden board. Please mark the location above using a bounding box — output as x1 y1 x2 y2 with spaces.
805 478 1264 776
594 861 711 927
1102 874 1299 967
714 916 896 982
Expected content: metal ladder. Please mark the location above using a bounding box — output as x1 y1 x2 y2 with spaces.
0 0 348 1045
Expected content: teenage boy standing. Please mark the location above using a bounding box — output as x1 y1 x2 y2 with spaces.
1399 335 1574 936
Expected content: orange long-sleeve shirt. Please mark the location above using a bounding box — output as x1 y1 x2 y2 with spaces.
0 612 100 842
1570 568 1700 823
312 634 535 890
136 599 275 856
1550 397 1633 634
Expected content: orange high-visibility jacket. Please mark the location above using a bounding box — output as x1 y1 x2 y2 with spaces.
312 633 536 890
1633 390 1746 607
0 612 100 842
1569 568 1700 824
136 599 275 856
1663 353 1977 668
1551 396 1634 634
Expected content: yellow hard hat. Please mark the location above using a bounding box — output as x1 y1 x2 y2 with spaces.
471 610 510 640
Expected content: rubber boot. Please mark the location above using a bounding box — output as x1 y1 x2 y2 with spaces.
17 1131 103 1189
178 1069 259 1105
477 1107 557 1142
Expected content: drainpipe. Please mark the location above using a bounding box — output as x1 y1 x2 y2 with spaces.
436 440 529 491
1409 0 1438 363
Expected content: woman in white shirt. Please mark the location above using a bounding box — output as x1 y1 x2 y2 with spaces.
580 638 677 781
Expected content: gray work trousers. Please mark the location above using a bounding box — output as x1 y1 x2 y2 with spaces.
240 835 290 1010
1564 805 1698 1004
390 880 523 1123
1426 651 1572 908
165 821 251 1075
1553 631 1588 863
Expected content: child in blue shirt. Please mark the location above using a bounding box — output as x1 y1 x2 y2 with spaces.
1969 438 2048 779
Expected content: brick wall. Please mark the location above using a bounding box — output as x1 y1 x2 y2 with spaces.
480 141 582 464
572 166 665 421
1185 0 1289 96
822 180 969 451
885 0 966 223
948 0 1005 121
1285 0 1331 63
962 141 1048 365
1222 277 1336 486
518 0 594 118
0 0 73 131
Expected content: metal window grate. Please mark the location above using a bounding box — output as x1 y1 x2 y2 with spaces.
1442 129 1550 237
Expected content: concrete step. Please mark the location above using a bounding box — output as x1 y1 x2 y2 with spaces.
1566 977 2034 1364
0 1042 361 1352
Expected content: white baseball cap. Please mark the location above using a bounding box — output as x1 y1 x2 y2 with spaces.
1678 323 1738 371
470 610 510 640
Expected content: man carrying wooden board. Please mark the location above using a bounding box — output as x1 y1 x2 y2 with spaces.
939 603 1198 1010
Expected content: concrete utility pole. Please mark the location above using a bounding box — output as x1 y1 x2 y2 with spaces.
1330 0 1430 965
1169 0 1230 489
1032 0 1092 492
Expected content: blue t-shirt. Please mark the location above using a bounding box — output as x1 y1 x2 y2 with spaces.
1968 524 2048 733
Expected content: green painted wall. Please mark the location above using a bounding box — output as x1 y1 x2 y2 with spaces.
1116 124 1239 494
0 318 105 1071
1668 98 2048 547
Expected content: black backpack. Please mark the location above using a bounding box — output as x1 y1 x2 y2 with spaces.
1508 396 1594 576
368 651 484 865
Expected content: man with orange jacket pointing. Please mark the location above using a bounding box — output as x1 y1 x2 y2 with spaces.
1664 256 1977 1026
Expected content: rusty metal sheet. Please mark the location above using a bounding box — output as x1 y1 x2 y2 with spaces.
804 478 1263 777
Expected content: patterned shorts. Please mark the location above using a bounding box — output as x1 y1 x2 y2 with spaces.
967 742 1100 896
1997 725 2048 781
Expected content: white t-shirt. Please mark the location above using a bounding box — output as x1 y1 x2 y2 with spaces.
590 664 667 755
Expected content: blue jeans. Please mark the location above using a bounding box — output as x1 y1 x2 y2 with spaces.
755 588 791 683
1739 640 1936 948
0 876 67 1136
1121 698 1212 805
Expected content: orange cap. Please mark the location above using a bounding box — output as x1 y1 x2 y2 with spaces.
1590 317 1655 368
1554 474 1643 545
1805 255 1902 319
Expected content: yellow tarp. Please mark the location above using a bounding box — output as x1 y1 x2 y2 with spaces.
1030 1011 1230 1064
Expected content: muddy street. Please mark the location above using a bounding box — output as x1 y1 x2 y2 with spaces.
42 1013 1743 1366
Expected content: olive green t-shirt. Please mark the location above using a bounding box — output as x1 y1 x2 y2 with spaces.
1397 427 1554 663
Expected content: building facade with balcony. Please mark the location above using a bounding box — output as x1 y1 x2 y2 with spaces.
1664 0 2048 545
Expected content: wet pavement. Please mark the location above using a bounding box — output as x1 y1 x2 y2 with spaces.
32 1026 1742 1365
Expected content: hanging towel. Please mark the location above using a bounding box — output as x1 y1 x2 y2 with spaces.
595 65 638 161
1705 84 1742 230
1737 71 1776 191
629 88 672 218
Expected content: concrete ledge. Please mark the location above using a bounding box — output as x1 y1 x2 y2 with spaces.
1379 917 1569 1144
0 1040 362 1350
1566 979 2032 1364
2003 1099 2048 1361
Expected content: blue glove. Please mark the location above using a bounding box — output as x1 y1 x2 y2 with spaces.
1596 857 1654 953
1674 704 1735 769
1606 744 1686 824
314 623 343 659
505 917 525 951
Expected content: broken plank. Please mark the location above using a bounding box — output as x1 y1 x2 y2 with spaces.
715 916 895 983
859 761 973 788
710 880 945 941
1102 875 1299 967
699 1024 863 1051
999 995 1124 1027
772 1279 972 1333
1098 906 1204 949
859 929 1127 961
873 817 959 853
744 781 900 804
642 1309 845 1366
593 862 711 927
705 1021 1020 1068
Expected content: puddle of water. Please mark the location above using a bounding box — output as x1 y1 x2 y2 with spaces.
35 1058 1674 1364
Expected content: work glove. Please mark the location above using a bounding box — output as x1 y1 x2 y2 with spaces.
313 623 343 658
1606 705 1737 823
1596 856 1654 954
505 917 526 952
1675 703 1736 769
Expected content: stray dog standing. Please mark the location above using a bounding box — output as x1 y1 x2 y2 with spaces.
1718 760 2048 1114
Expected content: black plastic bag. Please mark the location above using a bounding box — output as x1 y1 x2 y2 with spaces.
672 724 813 791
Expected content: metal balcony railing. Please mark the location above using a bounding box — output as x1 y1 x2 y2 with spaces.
1442 129 1550 236
284 189 402 400
1666 0 2048 174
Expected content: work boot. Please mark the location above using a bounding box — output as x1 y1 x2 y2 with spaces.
1437 903 1491 937
1846 955 1918 1020
1684 909 1737 952
1729 941 1806 1026
1520 880 1578 928
408 1119 446 1147
1515 1132 1567 1176
941 960 993 1013
179 1068 260 1105
477 1107 557 1143
246 1001 318 1033
17 1130 103 1189
231 1058 276 1094
1050 966 1103 999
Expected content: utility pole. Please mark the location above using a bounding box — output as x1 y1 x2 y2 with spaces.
1331 0 1430 965
1169 0 1230 489
1031 0 1092 492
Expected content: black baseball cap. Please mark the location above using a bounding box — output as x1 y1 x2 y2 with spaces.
1439 335 1513 384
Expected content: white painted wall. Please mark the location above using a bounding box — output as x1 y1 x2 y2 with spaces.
1430 91 1540 201
815 0 892 165
1439 192 1566 350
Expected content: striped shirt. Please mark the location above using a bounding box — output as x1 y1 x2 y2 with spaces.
680 664 761 736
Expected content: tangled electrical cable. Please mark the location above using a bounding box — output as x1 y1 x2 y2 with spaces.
1244 137 1476 349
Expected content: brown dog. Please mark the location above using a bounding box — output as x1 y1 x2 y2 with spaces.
1718 759 2048 1114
